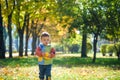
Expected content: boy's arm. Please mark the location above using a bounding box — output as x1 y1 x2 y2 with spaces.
35 47 43 57
50 48 56 58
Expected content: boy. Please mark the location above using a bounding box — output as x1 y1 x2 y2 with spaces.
35 32 55 80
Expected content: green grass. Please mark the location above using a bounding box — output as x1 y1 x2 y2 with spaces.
0 54 120 80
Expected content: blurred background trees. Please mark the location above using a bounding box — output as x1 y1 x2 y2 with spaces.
0 0 119 62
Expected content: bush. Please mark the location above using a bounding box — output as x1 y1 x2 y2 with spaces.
86 42 92 53
55 45 64 52
68 44 80 53
100 44 108 56
106 44 115 56
114 43 120 57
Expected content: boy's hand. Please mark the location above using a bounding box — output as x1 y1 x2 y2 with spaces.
49 48 55 58
50 48 55 54
35 47 43 57
49 53 55 58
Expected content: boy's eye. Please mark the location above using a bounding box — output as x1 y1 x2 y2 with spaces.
44 39 48 41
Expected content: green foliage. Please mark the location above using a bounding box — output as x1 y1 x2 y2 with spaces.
100 44 108 56
68 44 80 53
86 42 92 53
55 44 63 52
1 0 120 60
60 34 82 53
106 44 114 53
101 0 120 42
69 34 82 45
114 43 120 56
101 43 120 56
106 44 115 56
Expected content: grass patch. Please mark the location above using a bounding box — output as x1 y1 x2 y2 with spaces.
54 54 120 69
0 54 120 80
0 56 38 67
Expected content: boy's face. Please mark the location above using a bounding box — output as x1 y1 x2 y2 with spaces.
41 36 50 46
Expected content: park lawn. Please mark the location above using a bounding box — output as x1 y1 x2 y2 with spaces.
0 54 120 80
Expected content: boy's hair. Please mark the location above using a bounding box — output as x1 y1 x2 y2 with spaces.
41 32 50 38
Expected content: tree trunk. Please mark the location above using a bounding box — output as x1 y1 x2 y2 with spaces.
7 14 13 58
0 4 5 59
81 33 87 57
18 30 24 57
18 12 27 57
15 35 19 52
25 13 29 56
31 32 37 55
116 44 120 61
118 54 120 61
25 28 28 56
117 51 120 61
5 0 15 58
92 34 98 63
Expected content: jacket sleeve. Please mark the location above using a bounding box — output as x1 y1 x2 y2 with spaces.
35 47 43 57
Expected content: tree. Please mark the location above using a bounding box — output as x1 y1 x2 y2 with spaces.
24 0 33 56
80 7 90 58
31 18 46 55
29 1 50 55
70 0 107 62
103 0 120 60
14 0 39 56
69 1 90 57
24 12 30 56
0 2 5 59
13 0 27 56
87 0 107 62
5 0 15 58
